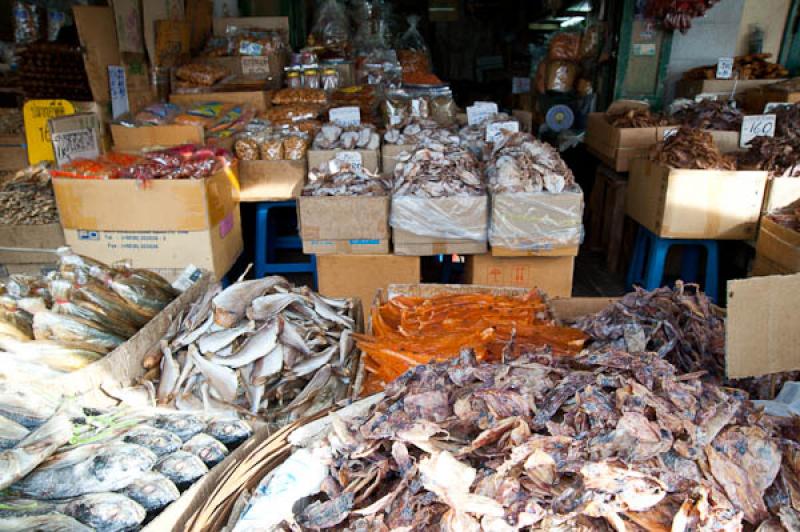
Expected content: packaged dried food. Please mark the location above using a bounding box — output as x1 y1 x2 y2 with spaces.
234 133 260 161
546 60 578 92
262 103 321 123
397 15 431 79
175 63 228 87
174 103 230 128
283 134 309 160
307 0 350 59
548 32 581 62
429 89 456 126
208 105 256 135
271 88 327 105
132 103 182 126
259 135 284 160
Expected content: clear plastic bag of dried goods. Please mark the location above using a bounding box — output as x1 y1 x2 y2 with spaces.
489 186 585 250
546 60 578 92
548 32 581 62
397 15 430 76
390 195 489 241
308 0 350 58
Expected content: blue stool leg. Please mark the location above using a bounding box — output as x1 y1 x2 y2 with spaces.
254 205 268 279
680 246 700 283
643 237 669 290
310 254 318 290
703 242 719 302
626 227 647 290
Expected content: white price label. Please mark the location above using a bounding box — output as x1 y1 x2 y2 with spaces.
467 102 499 126
740 114 776 147
242 56 270 77
512 77 531 94
764 102 793 112
410 98 424 117
108 65 129 119
716 57 734 80
486 121 519 142
329 106 361 126
335 151 362 168
51 128 100 166
662 127 679 140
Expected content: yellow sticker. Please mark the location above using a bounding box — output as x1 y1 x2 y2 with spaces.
24 100 76 164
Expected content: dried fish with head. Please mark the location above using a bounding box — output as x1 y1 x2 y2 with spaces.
312 124 380 150
487 131 575 193
304 159 390 197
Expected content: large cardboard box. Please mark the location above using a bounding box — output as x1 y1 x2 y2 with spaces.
308 149 380 174
0 223 65 264
317 255 420 318
676 78 785 99
489 188 583 254
111 124 204 152
763 177 800 213
381 144 413 177
298 196 390 255
751 254 794 276
627 158 767 239
53 167 242 280
755 217 800 273
464 254 574 297
169 91 272 112
239 159 305 202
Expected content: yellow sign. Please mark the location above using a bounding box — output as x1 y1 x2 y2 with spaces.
23 100 76 164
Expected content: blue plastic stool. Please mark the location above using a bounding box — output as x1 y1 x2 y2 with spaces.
253 200 317 288
626 226 719 301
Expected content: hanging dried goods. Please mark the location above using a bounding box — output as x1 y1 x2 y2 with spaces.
649 127 736 170
486 132 575 193
0 164 59 226
304 159 390 197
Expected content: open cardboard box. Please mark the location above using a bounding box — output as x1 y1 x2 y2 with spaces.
755 217 800 274
298 195 390 254
763 177 800 214
676 78 785 100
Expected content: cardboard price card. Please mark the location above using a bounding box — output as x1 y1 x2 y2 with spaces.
467 102 499 126
329 106 361 126
24 100 77 164
486 121 519 143
716 57 734 80
51 129 100 166
740 114 776 147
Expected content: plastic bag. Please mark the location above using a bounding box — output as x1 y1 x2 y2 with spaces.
397 15 430 76
489 187 584 250
234 132 260 160
259 135 284 160
175 63 228 87
390 195 489 241
283 133 309 160
548 33 581 62
308 0 350 59
133 103 182 126
546 61 578 92
174 102 230 128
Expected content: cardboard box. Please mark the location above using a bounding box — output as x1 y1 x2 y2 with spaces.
464 254 574 297
381 144 413 177
489 188 583 254
763 177 800 213
74 6 121 103
111 124 204 152
239 159 305 202
726 272 800 378
709 130 740 153
308 149 380 174
169 90 273 112
318 255 420 318
751 254 794 276
53 167 241 279
0 223 65 264
298 196 390 255
762 86 800 105
627 158 767 239
676 78 785 99
755 216 800 273
585 110 672 173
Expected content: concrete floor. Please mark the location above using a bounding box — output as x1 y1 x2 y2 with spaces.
573 250 627 297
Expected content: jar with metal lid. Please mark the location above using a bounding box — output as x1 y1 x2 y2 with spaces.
302 66 321 89
322 68 339 92
286 67 302 88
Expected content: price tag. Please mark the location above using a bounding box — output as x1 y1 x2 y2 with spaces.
740 114 776 147
486 121 519 143
335 151 362 168
329 106 361 126
512 77 531 94
108 66 129 119
242 56 270 77
467 102 499 126
410 98 425 117
51 129 100 166
662 127 679 140
716 57 734 80
23 99 76 164
764 102 793 112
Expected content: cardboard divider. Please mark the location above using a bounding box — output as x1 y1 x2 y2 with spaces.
111 124 204 152
238 159 305 202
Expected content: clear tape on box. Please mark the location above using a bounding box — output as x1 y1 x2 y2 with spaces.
390 195 488 241
489 188 584 250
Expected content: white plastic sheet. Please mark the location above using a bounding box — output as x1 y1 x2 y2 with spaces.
390 195 489 241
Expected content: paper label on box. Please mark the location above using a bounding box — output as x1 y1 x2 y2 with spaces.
23 99 76 164
512 77 531 94
242 56 270 76
467 102 499 125
329 106 361 126
108 66 129 119
663 127 679 140
486 121 519 142
740 114 776 147
716 57 734 79
764 102 793 112
336 151 362 168
51 128 100 166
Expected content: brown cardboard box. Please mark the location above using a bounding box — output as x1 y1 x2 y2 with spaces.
239 159 305 202
708 130 740 153
750 254 794 276
393 229 487 255
308 149 380 174
381 144 413 177
763 177 800 213
464 255 574 297
489 188 583 254
209 17 289 89
169 91 272 112
726 273 800 378
762 87 800 105
298 196 390 255
317 255 420 318
54 167 241 279
676 78 785 99
626 158 767 239
585 106 671 172
111 124 204 151
0 223 65 264
74 6 121 103
755 216 800 273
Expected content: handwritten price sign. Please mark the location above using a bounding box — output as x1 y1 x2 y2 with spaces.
740 114 776 148
716 57 734 80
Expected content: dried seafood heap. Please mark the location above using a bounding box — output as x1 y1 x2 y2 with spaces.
671 100 743 131
147 276 358 429
312 124 380 150
0 164 59 225
774 103 800 140
738 136 800 177
304 159 390 197
458 113 514 159
355 291 586 394
383 118 460 147
650 127 736 170
239 347 798 530
393 147 484 197
768 201 800 232
682 53 788 80
647 0 720 33
606 108 670 128
486 132 575 193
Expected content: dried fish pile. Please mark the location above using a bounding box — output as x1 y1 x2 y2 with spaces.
235 346 798 531
606 108 670 128
0 383 253 530
0 248 176 380
355 291 587 394
738 136 800 177
146 276 358 430
393 147 484 197
774 103 800 140
304 159 390 197
383 118 460 147
458 113 514 159
486 132 575 193
682 53 788 80
312 124 380 150
0 164 59 225
649 127 736 170
671 100 743 131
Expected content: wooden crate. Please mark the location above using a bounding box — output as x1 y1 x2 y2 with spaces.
587 164 632 273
